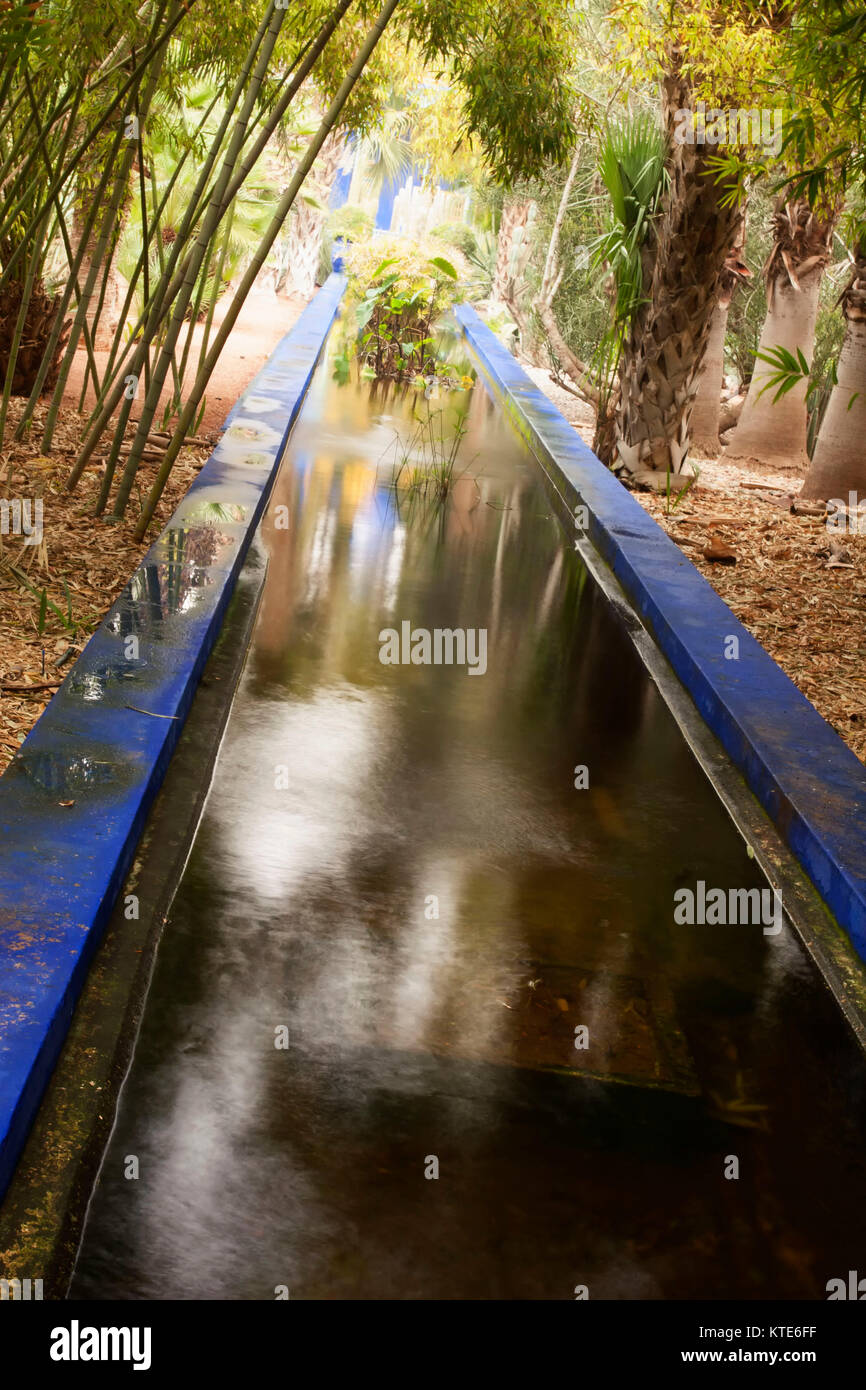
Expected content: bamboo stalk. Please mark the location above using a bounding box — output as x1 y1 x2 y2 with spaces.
97 87 226 402
0 1 197 288
96 1 352 498
131 0 401 535
117 1 291 490
89 0 349 410
0 211 50 441
66 6 284 490
69 1 352 496
9 78 105 441
41 14 172 452
39 125 141 451
197 200 235 375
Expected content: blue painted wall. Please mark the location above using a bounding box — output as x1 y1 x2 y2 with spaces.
328 134 356 211
375 176 399 232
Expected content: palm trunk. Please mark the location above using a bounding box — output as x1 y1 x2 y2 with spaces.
726 199 835 469
285 129 345 297
612 70 742 477
286 199 325 296
493 194 538 357
690 212 748 456
801 250 866 498
689 300 730 456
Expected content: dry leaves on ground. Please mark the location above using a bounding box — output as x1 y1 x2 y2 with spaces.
637 473 866 764
0 400 214 774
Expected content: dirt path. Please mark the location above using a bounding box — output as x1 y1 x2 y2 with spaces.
64 286 309 435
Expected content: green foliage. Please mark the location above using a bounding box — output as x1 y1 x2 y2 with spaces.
583 113 667 419
782 0 866 202
11 567 78 637
591 115 667 334
754 304 847 456
406 0 576 184
329 205 375 242
334 234 465 381
806 301 847 455
431 223 478 259
116 150 278 330
357 105 413 195
754 343 811 403
388 404 471 508
664 464 699 516
433 223 498 301
319 204 375 281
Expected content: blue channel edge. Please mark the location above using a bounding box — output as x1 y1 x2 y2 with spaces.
0 274 345 1200
457 301 866 965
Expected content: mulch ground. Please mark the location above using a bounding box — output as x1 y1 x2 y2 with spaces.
0 399 211 775
636 473 866 764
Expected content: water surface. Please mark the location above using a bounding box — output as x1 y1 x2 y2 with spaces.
71 360 866 1300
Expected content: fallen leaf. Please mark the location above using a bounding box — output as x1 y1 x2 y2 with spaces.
703 534 738 564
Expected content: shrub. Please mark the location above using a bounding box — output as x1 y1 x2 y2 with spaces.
318 205 375 283
431 222 478 259
329 205 375 241
335 234 466 381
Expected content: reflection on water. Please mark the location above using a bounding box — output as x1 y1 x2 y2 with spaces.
71 360 866 1301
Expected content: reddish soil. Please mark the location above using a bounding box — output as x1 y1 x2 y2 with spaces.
63 286 309 435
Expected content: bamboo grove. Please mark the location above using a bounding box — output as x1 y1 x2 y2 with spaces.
0 0 574 536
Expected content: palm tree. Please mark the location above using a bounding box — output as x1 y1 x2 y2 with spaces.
492 194 536 303
587 113 667 464
610 65 743 479
281 128 348 296
801 236 866 497
689 214 750 455
116 149 278 330
725 198 837 469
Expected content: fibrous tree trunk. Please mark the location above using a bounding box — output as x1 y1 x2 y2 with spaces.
0 271 70 396
801 247 866 499
492 194 539 357
690 214 749 456
726 199 836 470
285 197 326 297
492 195 534 301
689 301 730 456
284 128 346 297
611 66 743 478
